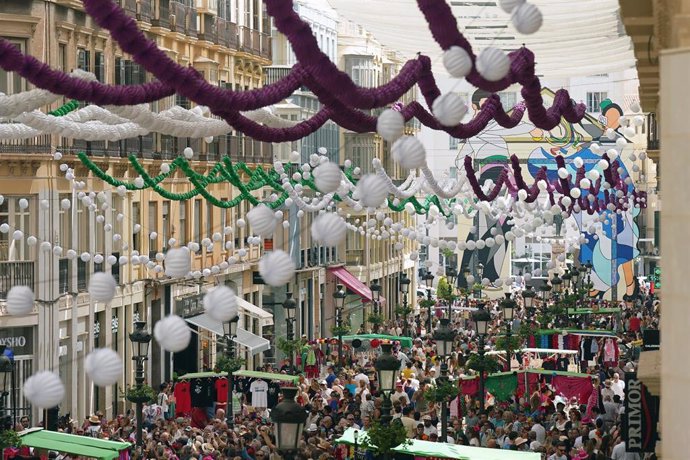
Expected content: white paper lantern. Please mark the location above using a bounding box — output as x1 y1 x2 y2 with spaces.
66 249 77 259
392 136 426 169
93 254 104 264
258 250 296 287
476 47 510 82
442 46 473 78
557 168 568 179
154 315 192 352
183 147 194 159
150 232 158 240
88 272 117 303
356 174 388 208
512 2 542 34
376 109 405 142
23 371 65 408
466 274 475 285
312 162 342 194
6 286 34 316
27 236 37 246
80 252 91 262
12 230 22 241
85 348 123 387
432 93 468 127
204 286 239 322
247 204 277 236
311 213 346 247
499 0 525 13
164 247 191 278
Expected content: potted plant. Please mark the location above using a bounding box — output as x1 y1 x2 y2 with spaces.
126 384 156 404
424 380 459 403
215 355 246 374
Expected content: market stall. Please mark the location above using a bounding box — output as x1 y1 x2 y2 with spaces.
17 428 131 460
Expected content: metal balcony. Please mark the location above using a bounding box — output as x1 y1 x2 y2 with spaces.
0 261 35 300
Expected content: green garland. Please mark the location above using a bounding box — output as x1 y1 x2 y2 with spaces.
77 152 458 215
48 99 81 116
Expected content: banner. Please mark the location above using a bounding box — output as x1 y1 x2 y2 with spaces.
623 372 660 452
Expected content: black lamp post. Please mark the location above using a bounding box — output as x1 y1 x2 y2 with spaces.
371 279 382 332
446 266 457 294
374 343 400 425
283 292 297 370
270 387 307 460
222 314 240 426
433 319 454 441
522 285 536 317
333 285 347 374
0 346 12 432
551 273 563 301
561 269 572 295
476 263 484 299
539 283 552 306
423 271 434 336
399 274 411 336
500 293 517 370
129 321 151 448
112 315 119 417
472 304 491 412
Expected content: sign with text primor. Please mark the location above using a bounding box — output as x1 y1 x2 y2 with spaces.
623 372 660 453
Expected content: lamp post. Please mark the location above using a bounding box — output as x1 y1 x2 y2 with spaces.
112 315 119 416
522 285 536 318
472 304 491 412
476 263 484 299
270 387 307 460
333 285 347 374
446 266 457 294
500 293 517 370
433 319 454 441
399 274 411 336
539 283 552 306
374 343 400 425
222 314 240 427
561 269 572 295
423 271 434 335
283 293 297 371
129 321 151 449
370 279 382 332
551 274 563 301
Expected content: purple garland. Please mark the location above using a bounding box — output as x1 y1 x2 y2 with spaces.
0 0 588 142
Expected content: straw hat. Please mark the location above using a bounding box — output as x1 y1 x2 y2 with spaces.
88 415 101 424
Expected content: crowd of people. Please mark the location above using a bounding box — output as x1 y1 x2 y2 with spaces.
11 283 659 460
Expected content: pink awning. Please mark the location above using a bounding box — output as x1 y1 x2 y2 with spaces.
328 266 386 305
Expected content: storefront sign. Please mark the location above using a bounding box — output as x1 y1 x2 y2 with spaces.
623 372 659 452
0 326 34 355
642 329 660 351
175 293 205 318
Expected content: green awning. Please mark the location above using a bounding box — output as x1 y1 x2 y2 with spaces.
392 439 541 460
19 429 130 459
335 427 373 447
569 308 621 315
341 334 413 349
178 370 298 383
537 328 618 337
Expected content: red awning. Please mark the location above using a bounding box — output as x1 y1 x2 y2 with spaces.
328 266 386 304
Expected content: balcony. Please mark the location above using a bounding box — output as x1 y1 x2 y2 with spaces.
151 1 170 28
240 26 251 52
260 34 272 60
0 261 35 300
0 135 52 154
170 2 196 37
136 0 153 23
264 66 292 86
647 112 659 163
216 18 239 49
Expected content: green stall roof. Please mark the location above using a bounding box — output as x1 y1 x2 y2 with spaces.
341 334 413 349
19 429 130 460
393 439 541 460
178 370 298 383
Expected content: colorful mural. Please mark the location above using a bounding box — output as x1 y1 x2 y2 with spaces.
457 89 640 300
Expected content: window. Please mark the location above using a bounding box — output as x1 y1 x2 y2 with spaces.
59 259 70 294
206 200 213 247
132 202 141 252
58 44 67 72
77 48 91 72
586 92 608 113
114 58 146 85
193 200 201 244
148 202 158 252
95 51 105 82
498 92 517 108
178 202 187 244
345 56 375 88
252 0 260 30
0 38 26 94
162 201 170 249
77 259 89 291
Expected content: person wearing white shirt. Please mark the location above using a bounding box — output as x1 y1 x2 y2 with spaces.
611 372 626 399
611 438 641 459
353 370 370 387
392 384 410 406
530 419 546 444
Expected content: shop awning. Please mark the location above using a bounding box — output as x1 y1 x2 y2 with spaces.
184 314 270 355
341 334 413 349
328 266 386 304
178 370 298 383
19 428 130 459
237 297 274 326
234 328 271 355
392 439 541 460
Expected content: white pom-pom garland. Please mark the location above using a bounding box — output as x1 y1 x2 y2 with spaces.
88 272 117 303
85 348 122 386
154 315 192 352
392 136 426 169
258 250 296 287
203 286 239 322
6 286 34 315
313 162 342 194
23 371 65 408
356 174 388 208
432 93 468 127
164 247 191 278
246 204 277 236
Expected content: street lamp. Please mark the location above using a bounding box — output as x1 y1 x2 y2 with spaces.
422 271 434 336
333 285 347 374
462 267 471 307
539 283 552 305
374 343 400 425
283 293 297 370
399 274 411 336
129 321 151 448
561 269 572 294
472 304 491 412
371 279 382 332
522 285 536 316
476 263 484 299
270 387 307 460
446 267 457 293
551 274 563 300
433 319 454 441
501 293 517 370
222 314 240 426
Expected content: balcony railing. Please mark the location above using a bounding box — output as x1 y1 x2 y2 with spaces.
240 26 252 52
0 135 52 154
170 1 196 36
0 261 35 300
647 112 659 150
260 34 272 60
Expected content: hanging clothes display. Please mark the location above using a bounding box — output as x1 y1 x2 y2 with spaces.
174 380 191 416
552 375 594 404
460 378 479 396
249 378 269 408
603 338 619 366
